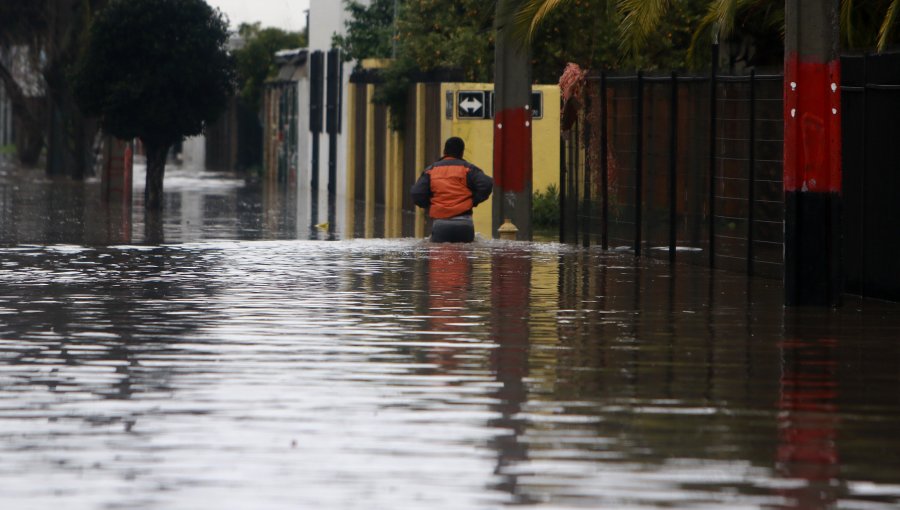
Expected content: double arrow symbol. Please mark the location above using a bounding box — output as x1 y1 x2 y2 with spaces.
460 96 483 113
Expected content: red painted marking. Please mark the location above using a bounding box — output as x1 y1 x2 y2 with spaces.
124 143 133 204
493 107 532 193
784 54 842 193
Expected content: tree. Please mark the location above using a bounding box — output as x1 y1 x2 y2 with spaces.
233 22 307 114
334 0 495 130
73 0 235 210
0 1 107 172
332 0 397 62
514 0 900 67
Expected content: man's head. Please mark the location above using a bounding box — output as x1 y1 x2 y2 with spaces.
443 137 465 159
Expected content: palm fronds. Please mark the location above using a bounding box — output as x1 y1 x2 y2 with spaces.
877 0 900 50
617 0 670 54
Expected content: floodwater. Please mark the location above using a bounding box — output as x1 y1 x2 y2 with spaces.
1 162 900 509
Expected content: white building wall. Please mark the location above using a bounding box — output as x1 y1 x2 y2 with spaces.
180 135 206 171
296 70 311 232
0 84 11 147
302 0 369 237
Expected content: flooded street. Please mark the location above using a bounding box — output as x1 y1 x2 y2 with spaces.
1 163 900 509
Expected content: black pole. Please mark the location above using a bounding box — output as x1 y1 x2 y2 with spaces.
669 72 678 263
574 112 580 246
326 48 341 197
709 42 719 268
309 50 324 231
860 54 868 297
326 49 342 239
634 71 644 256
582 88 592 248
559 133 567 243
747 70 757 276
783 0 842 306
600 72 609 250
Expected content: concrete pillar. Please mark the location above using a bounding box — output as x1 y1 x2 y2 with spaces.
783 0 842 306
493 0 533 240
414 84 427 239
344 82 357 240
365 84 376 239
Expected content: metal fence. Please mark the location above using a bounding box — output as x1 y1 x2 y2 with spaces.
562 58 900 301
841 53 900 301
562 71 785 278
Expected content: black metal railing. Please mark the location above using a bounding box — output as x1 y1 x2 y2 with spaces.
562 71 784 279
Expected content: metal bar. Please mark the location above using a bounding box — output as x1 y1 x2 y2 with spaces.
588 74 783 83
634 71 643 256
669 72 678 262
709 43 719 268
747 70 756 276
582 88 592 248
861 54 868 296
559 133 567 244
865 83 900 90
573 115 580 246
600 72 609 250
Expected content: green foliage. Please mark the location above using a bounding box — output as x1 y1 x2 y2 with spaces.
533 183 560 227
530 0 712 76
335 0 494 131
233 22 307 112
332 0 396 62
0 144 17 156
72 0 235 148
394 0 494 82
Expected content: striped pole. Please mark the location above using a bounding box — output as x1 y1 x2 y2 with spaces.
493 0 533 240
783 0 842 306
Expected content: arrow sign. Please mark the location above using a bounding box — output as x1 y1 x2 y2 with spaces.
460 96 482 113
457 91 486 119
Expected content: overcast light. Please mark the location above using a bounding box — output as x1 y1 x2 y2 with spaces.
206 0 310 33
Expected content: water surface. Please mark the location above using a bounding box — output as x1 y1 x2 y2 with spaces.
1 163 899 509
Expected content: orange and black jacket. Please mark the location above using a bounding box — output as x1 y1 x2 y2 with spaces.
410 157 493 219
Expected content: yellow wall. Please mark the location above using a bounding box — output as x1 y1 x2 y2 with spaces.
440 83 560 238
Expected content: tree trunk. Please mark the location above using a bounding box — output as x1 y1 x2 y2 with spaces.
0 58 45 167
144 142 169 211
17 115 45 167
45 91 93 179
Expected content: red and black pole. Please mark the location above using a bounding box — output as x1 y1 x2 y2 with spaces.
783 0 842 306
493 0 533 240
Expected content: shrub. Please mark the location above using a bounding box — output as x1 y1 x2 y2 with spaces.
533 183 559 227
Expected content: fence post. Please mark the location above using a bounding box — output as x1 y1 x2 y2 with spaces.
582 88 592 248
747 70 757 276
309 50 324 229
860 55 868 297
783 0 842 306
600 72 609 250
635 71 644 256
559 132 567 244
573 116 580 246
709 41 719 268
326 48 342 238
669 72 678 262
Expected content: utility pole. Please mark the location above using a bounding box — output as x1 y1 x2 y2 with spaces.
492 0 533 240
783 0 842 306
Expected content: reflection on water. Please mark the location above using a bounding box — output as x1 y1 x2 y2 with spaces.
1 165 900 509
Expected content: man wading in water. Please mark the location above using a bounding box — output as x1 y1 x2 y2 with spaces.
411 137 493 243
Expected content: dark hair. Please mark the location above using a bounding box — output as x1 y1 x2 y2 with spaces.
443 137 465 158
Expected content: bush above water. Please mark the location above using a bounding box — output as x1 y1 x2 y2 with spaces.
533 183 559 228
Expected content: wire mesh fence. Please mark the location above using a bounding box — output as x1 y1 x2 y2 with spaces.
562 71 785 279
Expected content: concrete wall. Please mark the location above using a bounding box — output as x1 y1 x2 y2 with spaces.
0 84 11 147
441 83 561 237
301 1 365 236
345 78 561 240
